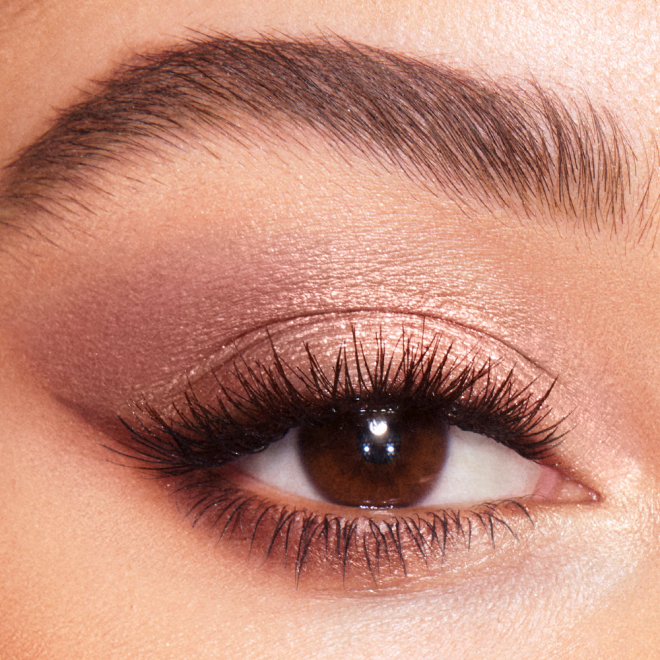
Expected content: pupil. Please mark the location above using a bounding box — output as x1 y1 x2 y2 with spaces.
359 417 401 464
298 409 448 508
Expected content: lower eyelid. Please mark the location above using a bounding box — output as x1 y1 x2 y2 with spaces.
180 440 591 589
174 470 541 589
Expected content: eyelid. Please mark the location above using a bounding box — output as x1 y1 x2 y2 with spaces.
137 310 559 414
118 314 566 473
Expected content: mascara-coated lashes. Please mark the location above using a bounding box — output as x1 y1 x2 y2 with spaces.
116 327 563 478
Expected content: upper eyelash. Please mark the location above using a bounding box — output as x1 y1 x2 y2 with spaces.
115 328 566 476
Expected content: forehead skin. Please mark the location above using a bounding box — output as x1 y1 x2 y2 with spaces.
1 1 660 660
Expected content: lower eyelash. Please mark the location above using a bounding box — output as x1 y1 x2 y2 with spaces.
175 473 534 588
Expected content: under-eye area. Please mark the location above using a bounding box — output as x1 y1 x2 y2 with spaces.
110 318 595 587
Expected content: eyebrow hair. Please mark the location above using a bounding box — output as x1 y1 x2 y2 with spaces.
0 35 657 240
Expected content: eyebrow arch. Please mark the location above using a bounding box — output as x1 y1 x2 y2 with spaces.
0 35 657 241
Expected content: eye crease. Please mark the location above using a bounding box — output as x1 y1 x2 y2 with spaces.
114 320 593 586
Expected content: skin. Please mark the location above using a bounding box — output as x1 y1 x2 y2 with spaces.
1 1 660 658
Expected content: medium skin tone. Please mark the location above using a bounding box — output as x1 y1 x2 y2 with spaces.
1 1 660 659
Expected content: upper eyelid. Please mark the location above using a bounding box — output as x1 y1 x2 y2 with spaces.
114 316 568 477
0 35 654 249
128 310 558 408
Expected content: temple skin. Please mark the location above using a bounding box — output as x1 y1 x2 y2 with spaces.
0 1 660 659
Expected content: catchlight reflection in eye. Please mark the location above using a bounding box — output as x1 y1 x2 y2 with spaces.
361 416 399 463
238 410 554 510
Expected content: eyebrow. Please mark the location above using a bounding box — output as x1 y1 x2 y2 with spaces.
0 35 657 241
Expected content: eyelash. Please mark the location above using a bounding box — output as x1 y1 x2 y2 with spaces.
112 328 565 586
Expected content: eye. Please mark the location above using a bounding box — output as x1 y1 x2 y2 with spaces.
238 414 553 508
116 319 592 587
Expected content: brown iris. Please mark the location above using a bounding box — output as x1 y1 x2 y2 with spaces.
298 409 448 508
